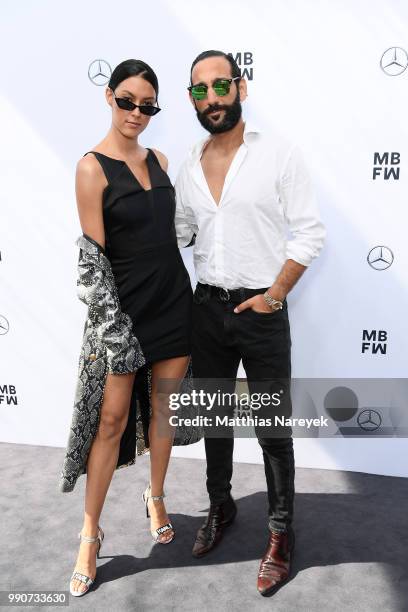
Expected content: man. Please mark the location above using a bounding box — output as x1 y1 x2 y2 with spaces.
174 50 325 596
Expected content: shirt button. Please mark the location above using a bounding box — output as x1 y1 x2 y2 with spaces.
89 353 97 361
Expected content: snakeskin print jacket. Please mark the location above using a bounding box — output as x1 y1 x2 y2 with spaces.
59 234 202 493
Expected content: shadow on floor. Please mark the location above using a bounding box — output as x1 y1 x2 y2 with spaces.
93 476 408 609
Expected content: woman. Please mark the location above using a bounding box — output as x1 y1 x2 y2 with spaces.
61 59 200 597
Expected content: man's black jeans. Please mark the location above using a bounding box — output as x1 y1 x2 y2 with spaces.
191 282 295 533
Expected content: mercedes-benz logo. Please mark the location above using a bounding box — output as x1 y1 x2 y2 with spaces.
380 47 408 76
367 246 394 270
0 315 9 335
357 409 382 431
88 59 112 86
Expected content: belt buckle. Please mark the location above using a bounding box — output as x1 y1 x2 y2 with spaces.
219 287 230 302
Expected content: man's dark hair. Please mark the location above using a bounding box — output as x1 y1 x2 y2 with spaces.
108 59 159 100
189 50 241 85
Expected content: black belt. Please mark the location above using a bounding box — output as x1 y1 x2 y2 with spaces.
196 282 270 303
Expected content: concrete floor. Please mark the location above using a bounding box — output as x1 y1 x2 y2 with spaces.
1 442 407 612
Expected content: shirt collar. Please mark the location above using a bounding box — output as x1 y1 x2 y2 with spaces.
242 120 261 142
190 119 261 162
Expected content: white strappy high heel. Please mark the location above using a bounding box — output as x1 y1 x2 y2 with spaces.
69 525 104 597
142 484 174 544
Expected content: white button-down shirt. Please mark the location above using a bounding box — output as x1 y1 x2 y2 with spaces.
174 121 326 289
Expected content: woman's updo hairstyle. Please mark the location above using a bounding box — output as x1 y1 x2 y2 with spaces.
108 59 159 101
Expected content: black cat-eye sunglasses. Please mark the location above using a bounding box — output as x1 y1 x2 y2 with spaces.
110 88 161 116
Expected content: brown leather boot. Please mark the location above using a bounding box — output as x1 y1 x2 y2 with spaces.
192 495 237 558
257 528 295 596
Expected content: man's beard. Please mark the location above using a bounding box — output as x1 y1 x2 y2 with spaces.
195 90 242 134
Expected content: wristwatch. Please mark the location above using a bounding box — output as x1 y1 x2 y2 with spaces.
263 290 283 311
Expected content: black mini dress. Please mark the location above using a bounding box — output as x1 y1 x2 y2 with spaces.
83 148 193 364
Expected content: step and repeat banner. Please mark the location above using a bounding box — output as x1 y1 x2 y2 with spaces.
1 0 407 477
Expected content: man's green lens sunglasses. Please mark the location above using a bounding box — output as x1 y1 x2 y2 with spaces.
188 76 241 100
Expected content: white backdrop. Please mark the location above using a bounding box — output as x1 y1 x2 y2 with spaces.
1 0 407 477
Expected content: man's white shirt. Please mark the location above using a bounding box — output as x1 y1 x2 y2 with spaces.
174 121 326 289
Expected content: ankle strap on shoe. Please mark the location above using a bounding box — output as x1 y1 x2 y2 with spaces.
78 526 103 543
146 484 166 501
78 532 99 543
150 492 166 501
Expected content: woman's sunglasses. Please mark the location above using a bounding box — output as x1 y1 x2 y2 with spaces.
188 77 241 101
111 88 161 116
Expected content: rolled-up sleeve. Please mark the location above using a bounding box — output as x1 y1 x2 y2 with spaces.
280 144 326 266
174 165 195 248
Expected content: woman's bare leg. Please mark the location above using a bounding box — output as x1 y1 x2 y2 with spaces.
70 370 136 593
146 355 190 542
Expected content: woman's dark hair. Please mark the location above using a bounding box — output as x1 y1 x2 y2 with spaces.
190 50 241 85
108 59 159 100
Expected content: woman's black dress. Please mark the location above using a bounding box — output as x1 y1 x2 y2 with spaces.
83 148 192 364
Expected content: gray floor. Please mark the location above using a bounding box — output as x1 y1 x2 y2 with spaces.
0 442 407 612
